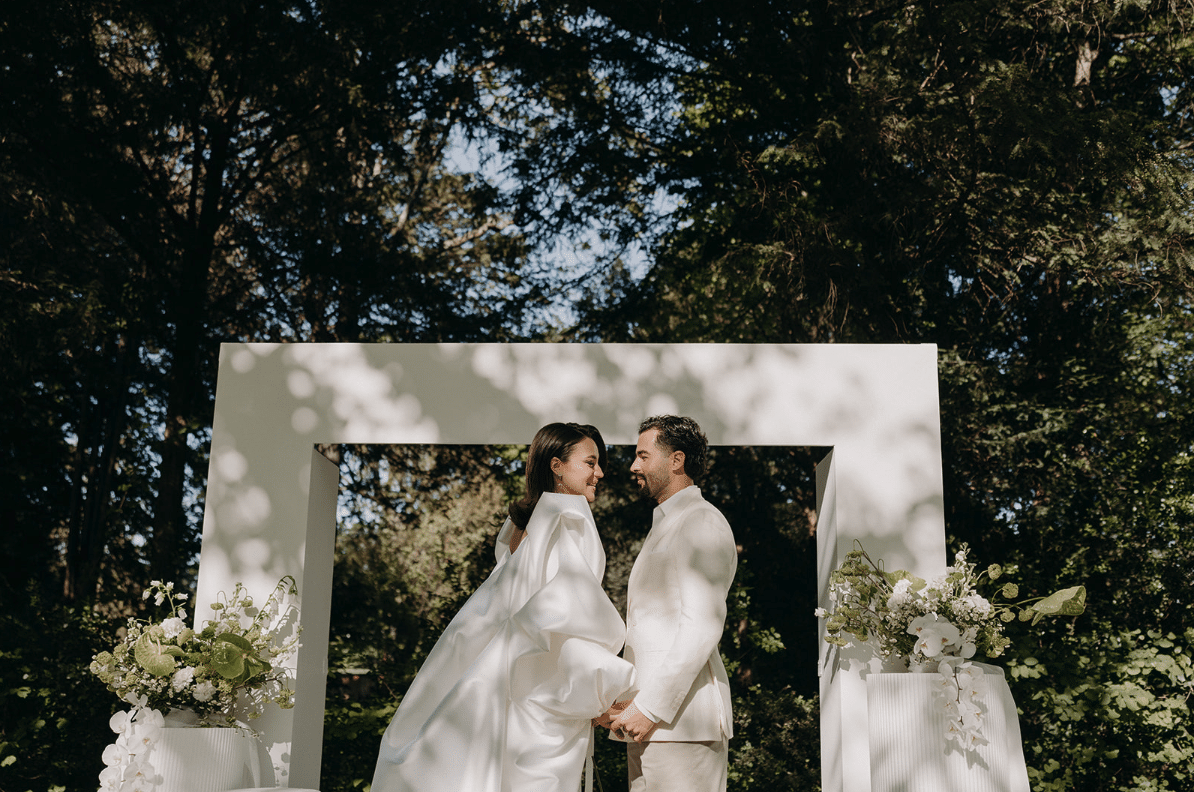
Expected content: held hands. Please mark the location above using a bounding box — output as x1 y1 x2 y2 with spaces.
592 699 626 729
607 700 658 743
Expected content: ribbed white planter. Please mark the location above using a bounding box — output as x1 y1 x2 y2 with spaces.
866 663 1031 792
152 727 260 792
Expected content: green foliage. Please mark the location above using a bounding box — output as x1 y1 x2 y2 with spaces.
729 687 820 792
0 594 118 792
1007 628 1194 791
320 697 398 792
329 445 516 694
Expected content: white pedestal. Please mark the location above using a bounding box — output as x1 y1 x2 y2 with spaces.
867 663 1031 792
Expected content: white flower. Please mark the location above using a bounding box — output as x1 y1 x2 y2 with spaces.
109 710 131 734
907 614 962 658
121 692 148 709
959 593 993 619
160 617 185 639
924 575 949 599
99 763 124 788
171 666 195 691
955 663 985 688
886 578 914 609
957 699 983 729
814 607 828 618
192 680 217 702
101 743 126 767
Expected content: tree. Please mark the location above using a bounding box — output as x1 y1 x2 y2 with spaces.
0 0 540 605
552 2 1194 789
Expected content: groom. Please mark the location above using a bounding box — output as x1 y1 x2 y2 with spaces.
604 415 738 792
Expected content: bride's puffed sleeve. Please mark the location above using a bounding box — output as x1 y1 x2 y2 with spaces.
507 495 636 719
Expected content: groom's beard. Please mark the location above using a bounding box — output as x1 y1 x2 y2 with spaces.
634 472 666 503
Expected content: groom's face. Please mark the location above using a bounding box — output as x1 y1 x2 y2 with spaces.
631 429 671 503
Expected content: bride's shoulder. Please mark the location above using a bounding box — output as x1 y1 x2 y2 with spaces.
529 494 595 537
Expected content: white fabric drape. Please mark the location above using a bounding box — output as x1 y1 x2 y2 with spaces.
372 493 635 792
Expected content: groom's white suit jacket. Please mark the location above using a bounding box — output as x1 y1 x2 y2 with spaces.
623 485 738 741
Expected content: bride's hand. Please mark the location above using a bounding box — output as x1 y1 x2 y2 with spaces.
592 701 627 729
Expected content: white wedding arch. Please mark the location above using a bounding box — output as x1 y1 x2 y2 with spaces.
195 342 947 791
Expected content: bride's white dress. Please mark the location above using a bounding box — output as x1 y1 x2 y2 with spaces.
371 493 636 792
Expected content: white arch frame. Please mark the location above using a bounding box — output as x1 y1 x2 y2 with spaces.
196 342 947 791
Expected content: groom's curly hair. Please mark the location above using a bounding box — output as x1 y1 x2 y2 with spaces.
639 415 708 480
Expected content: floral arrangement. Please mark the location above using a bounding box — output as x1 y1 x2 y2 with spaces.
91 577 301 791
91 577 301 724
816 543 1085 750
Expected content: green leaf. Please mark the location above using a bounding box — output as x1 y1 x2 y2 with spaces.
210 633 271 682
1030 586 1087 617
134 633 179 677
209 641 245 680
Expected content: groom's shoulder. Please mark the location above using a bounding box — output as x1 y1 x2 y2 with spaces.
682 491 735 539
687 487 728 517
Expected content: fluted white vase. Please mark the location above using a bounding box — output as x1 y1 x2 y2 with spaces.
152 726 261 792
866 662 1031 792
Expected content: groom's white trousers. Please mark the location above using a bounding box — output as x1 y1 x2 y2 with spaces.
626 739 728 792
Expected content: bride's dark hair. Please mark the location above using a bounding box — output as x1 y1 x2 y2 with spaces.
508 422 608 529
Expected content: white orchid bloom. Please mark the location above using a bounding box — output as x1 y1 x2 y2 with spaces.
109 710 131 734
956 663 984 687
98 764 124 787
122 692 149 709
957 700 983 729
101 743 126 767
139 708 164 730
907 614 963 658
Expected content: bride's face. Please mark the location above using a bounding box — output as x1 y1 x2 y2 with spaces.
551 437 603 502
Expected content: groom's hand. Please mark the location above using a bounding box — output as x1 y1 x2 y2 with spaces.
593 700 627 729
609 700 658 742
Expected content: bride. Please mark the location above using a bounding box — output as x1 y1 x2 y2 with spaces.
371 422 636 792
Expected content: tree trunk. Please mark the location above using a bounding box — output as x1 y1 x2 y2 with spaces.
63 339 131 601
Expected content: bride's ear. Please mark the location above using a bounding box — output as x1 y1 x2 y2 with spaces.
550 457 564 476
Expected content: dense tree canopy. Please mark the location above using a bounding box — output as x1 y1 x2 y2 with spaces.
2 1 1192 791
